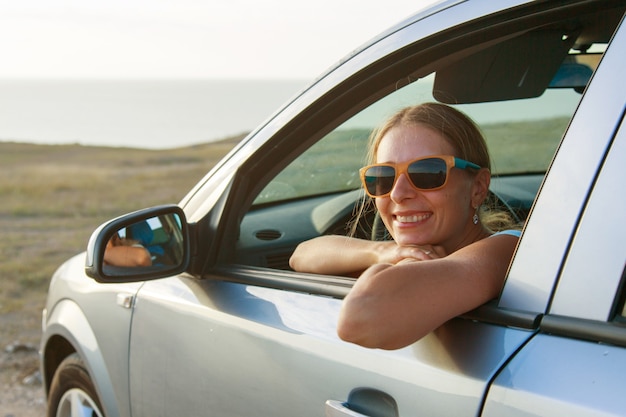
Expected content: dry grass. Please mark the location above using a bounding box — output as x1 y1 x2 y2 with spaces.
0 137 241 343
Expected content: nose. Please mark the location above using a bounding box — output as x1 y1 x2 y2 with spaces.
389 173 417 202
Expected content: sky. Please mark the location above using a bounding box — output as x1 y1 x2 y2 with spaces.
0 0 439 80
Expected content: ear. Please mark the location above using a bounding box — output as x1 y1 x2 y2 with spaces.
471 168 491 207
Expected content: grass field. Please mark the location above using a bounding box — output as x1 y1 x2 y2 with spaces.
0 136 241 344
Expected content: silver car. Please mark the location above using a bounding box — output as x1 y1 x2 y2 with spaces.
41 1 626 416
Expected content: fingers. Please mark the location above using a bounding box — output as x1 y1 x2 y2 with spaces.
396 245 442 262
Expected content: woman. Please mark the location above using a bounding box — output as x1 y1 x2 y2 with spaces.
289 103 520 350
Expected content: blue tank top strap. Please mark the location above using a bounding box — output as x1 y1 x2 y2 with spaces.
490 229 522 238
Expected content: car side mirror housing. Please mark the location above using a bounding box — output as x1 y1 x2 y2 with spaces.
85 205 190 283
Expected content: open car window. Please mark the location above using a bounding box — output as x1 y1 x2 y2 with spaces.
237 75 588 269
253 70 585 207
234 4 616 271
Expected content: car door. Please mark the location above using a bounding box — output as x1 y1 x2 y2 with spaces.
482 14 626 417
128 276 536 417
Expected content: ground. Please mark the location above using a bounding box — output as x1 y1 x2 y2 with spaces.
0 138 239 416
1 341 46 417
1 294 47 416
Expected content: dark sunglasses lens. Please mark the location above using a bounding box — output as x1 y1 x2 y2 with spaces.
364 165 396 196
408 158 447 189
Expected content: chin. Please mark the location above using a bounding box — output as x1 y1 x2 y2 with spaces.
393 234 423 247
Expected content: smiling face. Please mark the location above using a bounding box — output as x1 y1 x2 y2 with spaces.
374 123 489 253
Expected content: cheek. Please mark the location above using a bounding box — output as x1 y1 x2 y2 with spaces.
445 173 474 204
375 198 396 238
375 198 392 222
374 198 387 215
440 186 473 219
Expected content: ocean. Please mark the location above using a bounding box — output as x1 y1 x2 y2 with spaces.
0 78 580 150
0 79 309 149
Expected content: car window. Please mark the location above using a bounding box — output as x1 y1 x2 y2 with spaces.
253 73 584 206
253 129 368 205
234 4 617 273
237 74 590 269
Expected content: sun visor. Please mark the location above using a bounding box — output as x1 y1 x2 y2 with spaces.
434 28 580 104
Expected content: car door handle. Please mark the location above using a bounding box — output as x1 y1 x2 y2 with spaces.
325 400 370 417
326 388 399 417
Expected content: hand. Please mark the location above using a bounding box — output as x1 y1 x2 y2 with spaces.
376 242 445 265
396 245 443 264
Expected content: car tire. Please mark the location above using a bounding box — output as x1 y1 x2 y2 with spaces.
47 353 104 417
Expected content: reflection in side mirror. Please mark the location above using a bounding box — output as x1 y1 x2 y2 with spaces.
105 214 184 268
86 205 189 283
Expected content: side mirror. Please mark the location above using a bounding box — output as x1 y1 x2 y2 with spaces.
85 205 190 283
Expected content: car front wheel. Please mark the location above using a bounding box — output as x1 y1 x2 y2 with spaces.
47 353 104 417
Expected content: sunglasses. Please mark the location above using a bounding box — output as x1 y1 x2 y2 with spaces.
359 155 481 198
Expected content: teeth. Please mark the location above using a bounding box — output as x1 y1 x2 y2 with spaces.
396 214 430 223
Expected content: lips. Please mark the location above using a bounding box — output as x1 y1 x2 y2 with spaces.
394 213 431 223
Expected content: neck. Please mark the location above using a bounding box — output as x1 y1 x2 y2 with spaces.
442 224 490 255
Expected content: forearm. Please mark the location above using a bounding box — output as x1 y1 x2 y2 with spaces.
289 235 389 275
337 262 437 349
337 235 517 349
104 246 152 267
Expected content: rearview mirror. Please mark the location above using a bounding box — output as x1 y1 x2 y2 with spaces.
85 205 189 282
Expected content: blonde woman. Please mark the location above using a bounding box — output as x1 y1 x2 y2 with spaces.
290 103 520 349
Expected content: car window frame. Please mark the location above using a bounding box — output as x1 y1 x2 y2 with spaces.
197 1 624 302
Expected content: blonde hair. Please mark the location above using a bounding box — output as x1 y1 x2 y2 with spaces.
351 102 517 236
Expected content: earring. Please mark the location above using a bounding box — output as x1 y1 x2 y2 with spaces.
472 206 479 225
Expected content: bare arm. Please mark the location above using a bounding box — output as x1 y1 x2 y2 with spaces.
104 241 152 267
289 235 437 276
337 234 519 350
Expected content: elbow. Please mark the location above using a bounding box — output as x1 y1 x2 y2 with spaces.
135 250 152 267
138 257 152 267
288 248 302 271
139 253 152 266
337 315 376 348
337 324 378 349
337 298 403 350
337 317 410 350
338 288 430 350
289 240 311 272
289 252 298 271
337 294 373 346
289 241 319 273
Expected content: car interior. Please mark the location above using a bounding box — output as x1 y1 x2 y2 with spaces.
231 4 625 272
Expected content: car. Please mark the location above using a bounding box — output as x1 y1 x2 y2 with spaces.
40 1 626 416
